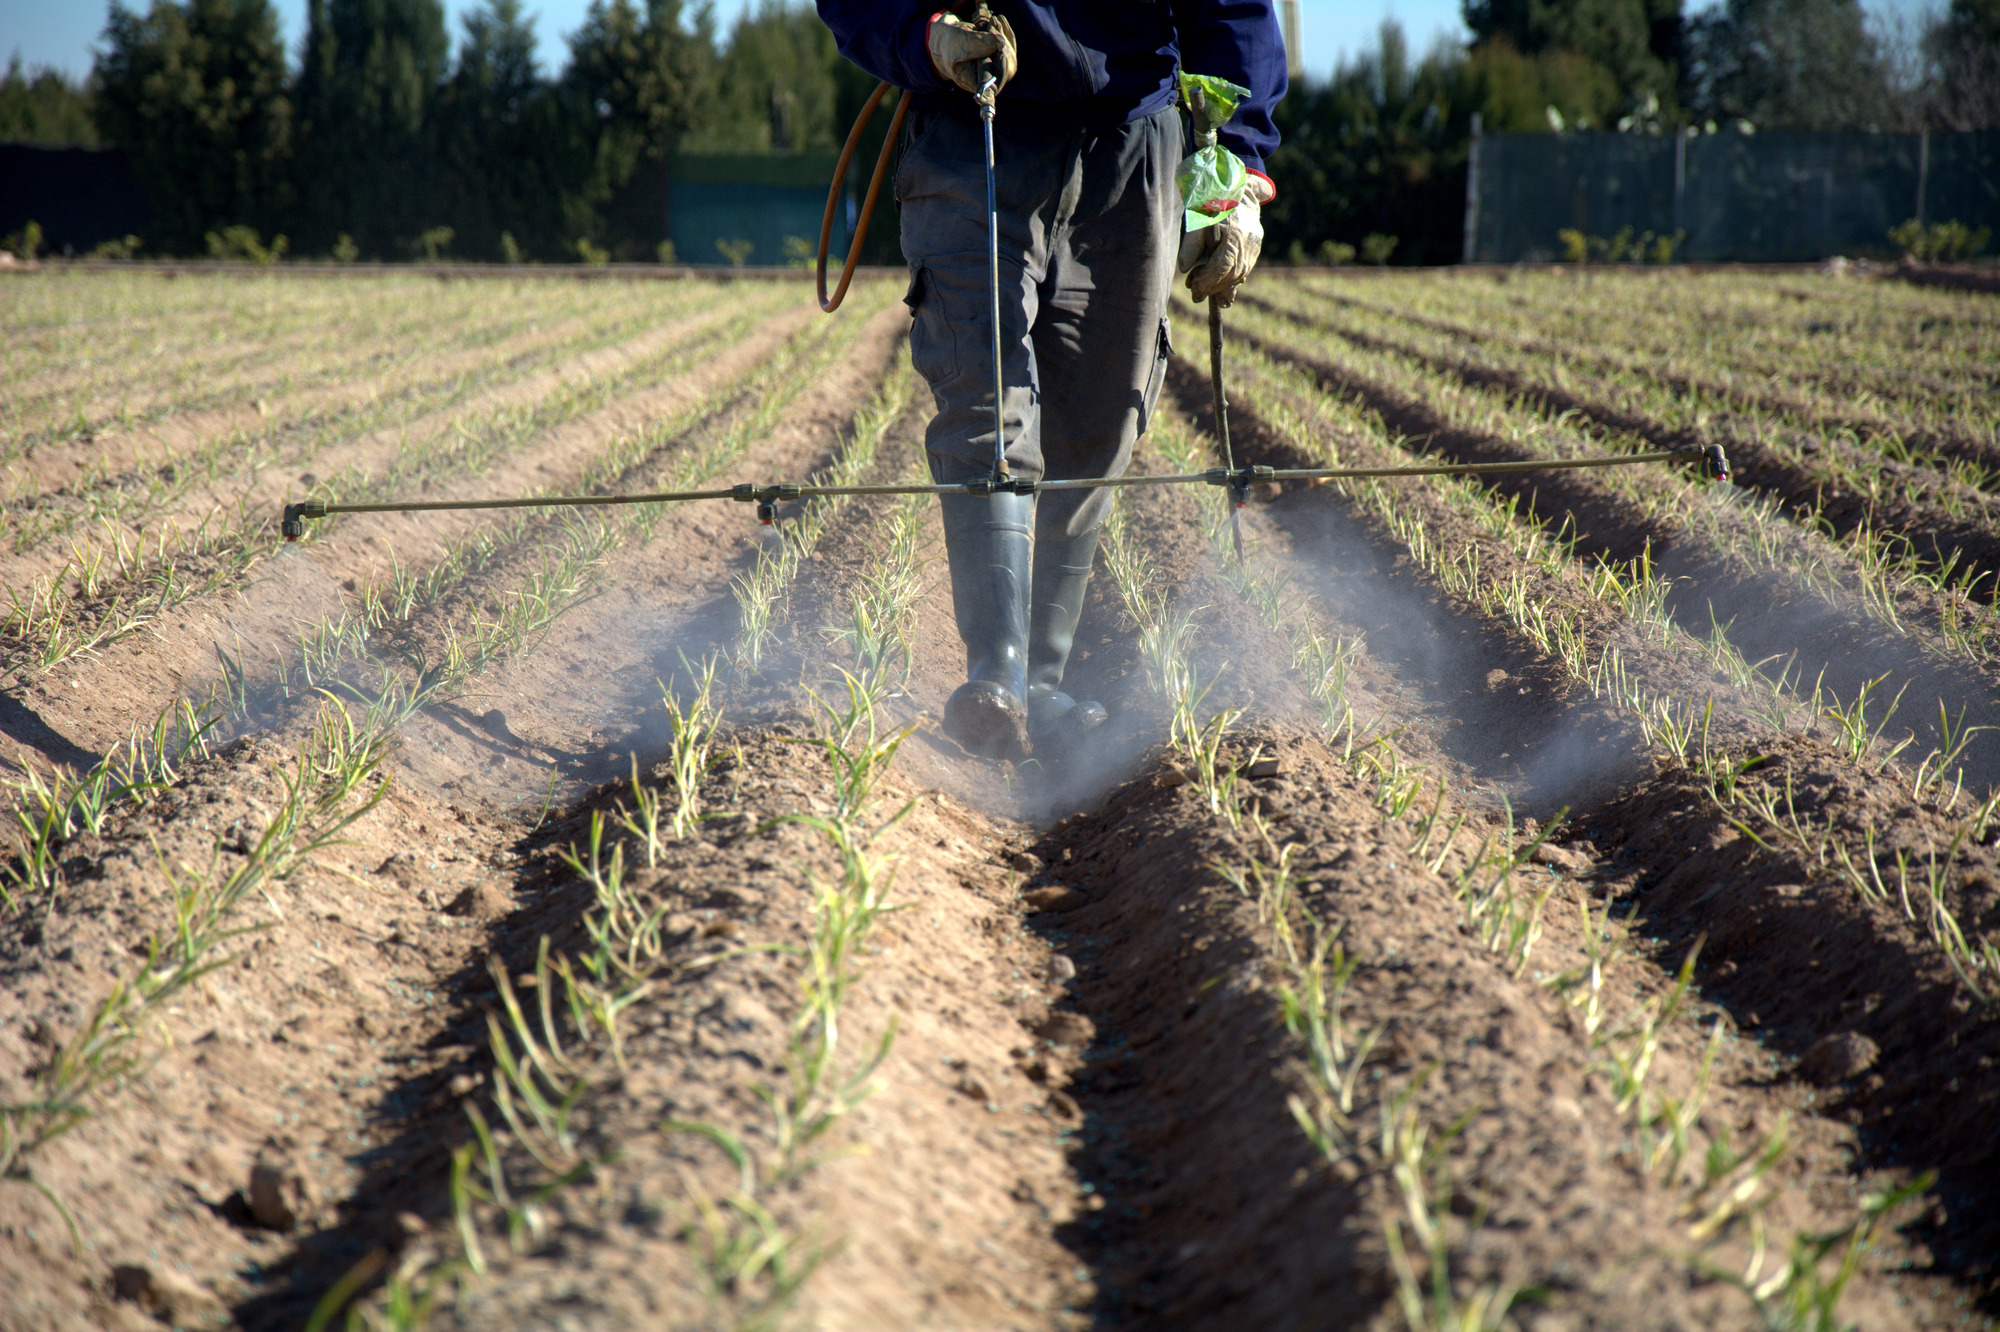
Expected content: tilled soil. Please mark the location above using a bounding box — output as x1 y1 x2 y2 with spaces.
1 268 1994 1332
1218 303 2000 797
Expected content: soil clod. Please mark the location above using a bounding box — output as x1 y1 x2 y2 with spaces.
1799 1030 1884 1083
441 882 508 918
246 1160 312 1232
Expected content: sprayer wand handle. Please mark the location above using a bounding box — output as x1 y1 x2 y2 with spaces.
1188 84 1218 148
978 57 1008 482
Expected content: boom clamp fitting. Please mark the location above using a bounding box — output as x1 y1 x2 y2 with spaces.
963 475 1038 497
1205 464 1274 509
731 482 803 525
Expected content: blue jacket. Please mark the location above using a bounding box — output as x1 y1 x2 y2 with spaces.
815 1 1286 175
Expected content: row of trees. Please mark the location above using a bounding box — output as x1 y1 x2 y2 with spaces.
1264 0 2000 264
3 0 1996 264
8 0 867 261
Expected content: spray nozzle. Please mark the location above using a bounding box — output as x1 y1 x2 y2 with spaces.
1702 444 1730 483
281 500 326 542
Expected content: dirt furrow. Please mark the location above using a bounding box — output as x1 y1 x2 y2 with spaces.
1156 351 1995 1327
0 293 841 771
1322 271 2000 406
1182 340 2000 952
7 270 1994 1332
1585 756 2000 1309
2 272 641 427
0 300 910 1332
1269 279 2000 480
1217 314 2000 794
2 281 697 505
0 726 509 1332
243 310 939 1326
369 295 906 808
5 284 399 413
1250 288 2000 600
0 284 772 595
4 282 522 453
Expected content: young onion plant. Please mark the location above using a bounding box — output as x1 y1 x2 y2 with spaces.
1149 396 1893 1323
1098 490 1253 821
734 352 916 677
3 696 393 1251
5 288 777 680
268 290 896 741
660 465 936 1327
350 397 925 1330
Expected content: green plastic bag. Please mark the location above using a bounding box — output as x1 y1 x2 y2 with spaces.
1175 72 1253 232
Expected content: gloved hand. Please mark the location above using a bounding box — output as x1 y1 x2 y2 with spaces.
928 8 1018 97
1178 171 1275 307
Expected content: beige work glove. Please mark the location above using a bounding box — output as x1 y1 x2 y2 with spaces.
928 9 1018 97
1177 172 1275 307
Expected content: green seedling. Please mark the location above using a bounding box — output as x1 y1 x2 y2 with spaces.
734 357 915 677
3 698 391 1246
1540 895 1629 1038
1592 937 1702 1114
1910 701 1989 810
1818 673 1912 768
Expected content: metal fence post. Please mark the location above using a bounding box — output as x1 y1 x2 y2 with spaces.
1673 128 1687 240
1462 112 1482 264
1916 127 1930 226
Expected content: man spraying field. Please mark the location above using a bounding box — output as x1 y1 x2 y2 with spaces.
815 1 1288 763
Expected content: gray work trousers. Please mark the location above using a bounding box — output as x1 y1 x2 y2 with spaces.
896 103 1183 540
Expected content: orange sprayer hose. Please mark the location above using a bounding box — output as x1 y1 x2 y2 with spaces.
818 81 912 313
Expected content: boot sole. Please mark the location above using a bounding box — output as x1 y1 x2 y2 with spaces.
945 682 1028 760
1029 700 1107 762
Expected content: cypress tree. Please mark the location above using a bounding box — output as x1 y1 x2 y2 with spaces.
293 0 448 256
1463 0 1681 99
0 58 99 145
92 0 293 253
1684 0 1898 129
561 0 713 259
437 0 570 259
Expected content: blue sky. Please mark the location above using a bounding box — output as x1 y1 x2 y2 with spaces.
6 1 1472 84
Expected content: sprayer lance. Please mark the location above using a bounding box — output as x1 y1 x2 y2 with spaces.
278 444 1728 542
976 54 1008 484
1186 83 1246 563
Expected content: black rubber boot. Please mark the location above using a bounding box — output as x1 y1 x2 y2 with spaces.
940 491 1033 759
1025 515 1109 760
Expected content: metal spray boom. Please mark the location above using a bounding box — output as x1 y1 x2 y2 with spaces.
279 446 1729 541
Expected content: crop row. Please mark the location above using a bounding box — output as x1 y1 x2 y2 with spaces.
0 284 808 681
1338 270 2000 405
1188 327 2000 1012
3 276 664 453
3 278 741 529
1093 397 1916 1326
329 342 934 1328
1286 274 2000 478
0 292 910 1330
4 272 719 413
1250 285 2000 665
1214 296 2000 781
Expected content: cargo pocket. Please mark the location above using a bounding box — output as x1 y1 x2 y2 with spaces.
1138 316 1173 436
905 264 960 387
